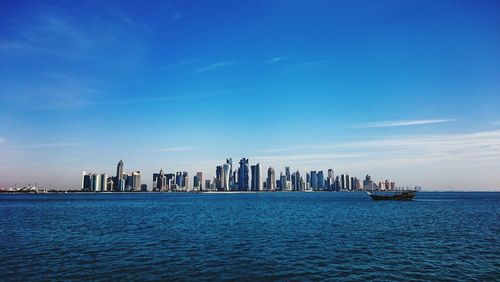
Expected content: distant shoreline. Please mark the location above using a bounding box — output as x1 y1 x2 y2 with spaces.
0 190 498 195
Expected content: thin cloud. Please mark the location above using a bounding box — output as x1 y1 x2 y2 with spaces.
163 59 199 70
266 56 288 64
357 119 455 128
11 142 86 149
173 12 183 20
0 137 5 145
195 60 239 73
148 147 196 152
268 130 500 165
252 148 293 153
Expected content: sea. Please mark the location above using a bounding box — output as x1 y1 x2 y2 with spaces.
0 192 498 281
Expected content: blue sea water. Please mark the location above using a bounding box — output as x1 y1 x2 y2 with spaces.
0 192 498 281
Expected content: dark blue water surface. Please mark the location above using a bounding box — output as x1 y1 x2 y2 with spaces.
0 192 498 281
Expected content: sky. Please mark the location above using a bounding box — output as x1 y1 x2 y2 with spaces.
0 0 499 190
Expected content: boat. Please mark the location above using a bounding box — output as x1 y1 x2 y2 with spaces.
366 190 416 201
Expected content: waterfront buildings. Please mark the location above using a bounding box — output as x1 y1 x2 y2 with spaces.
267 167 276 191
238 158 249 191
251 163 261 191
115 160 124 191
82 158 402 193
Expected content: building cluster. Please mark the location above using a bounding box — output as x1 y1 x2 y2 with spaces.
81 160 147 192
82 158 400 192
150 158 398 192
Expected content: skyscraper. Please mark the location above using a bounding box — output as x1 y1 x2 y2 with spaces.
226 158 233 188
327 169 334 191
223 163 231 191
216 165 224 191
251 163 261 191
238 158 249 191
279 172 286 191
175 171 183 190
153 169 166 191
115 160 124 191
310 171 318 190
267 167 276 191
196 172 203 191
317 171 325 190
129 171 141 191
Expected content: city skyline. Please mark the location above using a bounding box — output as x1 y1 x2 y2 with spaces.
80 158 401 193
1 1 500 190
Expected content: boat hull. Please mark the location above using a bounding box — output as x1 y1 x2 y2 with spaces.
367 191 416 201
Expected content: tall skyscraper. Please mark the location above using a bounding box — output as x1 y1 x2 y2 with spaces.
196 172 203 191
317 171 325 190
267 167 276 191
251 163 261 191
327 169 334 191
238 158 249 191
216 165 224 191
183 172 189 191
310 171 318 190
226 158 233 188
193 175 201 191
279 172 286 191
223 163 231 191
128 171 141 191
115 160 124 191
153 169 166 191
175 171 183 190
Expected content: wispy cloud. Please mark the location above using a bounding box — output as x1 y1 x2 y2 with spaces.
252 148 293 153
357 119 455 128
0 137 5 145
0 72 102 110
97 91 227 106
195 60 239 73
11 142 86 149
266 56 288 64
172 12 183 20
252 130 500 167
148 147 196 152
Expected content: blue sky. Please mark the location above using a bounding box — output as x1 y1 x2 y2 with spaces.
0 0 499 190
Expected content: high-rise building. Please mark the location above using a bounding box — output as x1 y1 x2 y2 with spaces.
205 179 212 191
81 172 106 192
175 172 184 190
183 172 189 191
153 169 166 191
106 177 114 191
292 170 301 191
267 167 276 191
115 160 124 191
196 172 203 191
82 172 91 191
238 158 249 191
310 171 318 190
226 158 233 188
128 171 141 191
285 167 291 182
317 171 325 190
193 175 200 190
251 163 261 191
266 167 276 191
327 169 334 191
279 172 286 191
216 165 224 190
223 163 231 191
